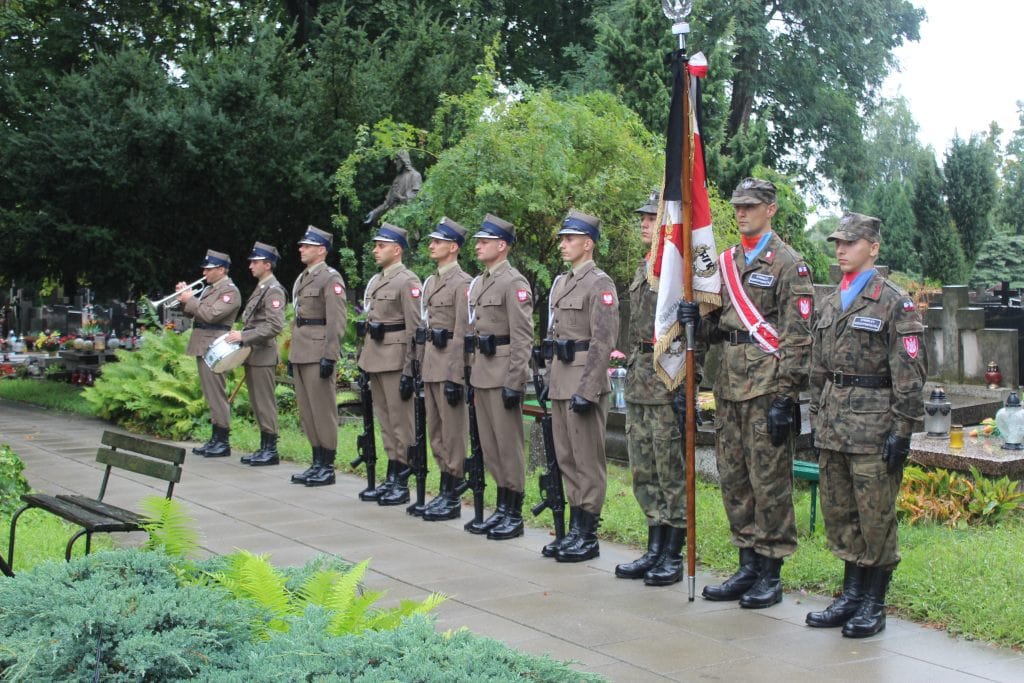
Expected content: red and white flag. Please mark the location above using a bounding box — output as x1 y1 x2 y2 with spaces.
650 52 721 388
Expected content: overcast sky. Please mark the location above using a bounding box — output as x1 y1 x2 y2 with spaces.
883 0 1022 158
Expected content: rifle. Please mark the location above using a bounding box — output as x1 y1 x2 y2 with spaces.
457 364 485 526
350 369 378 501
404 351 429 516
529 346 565 544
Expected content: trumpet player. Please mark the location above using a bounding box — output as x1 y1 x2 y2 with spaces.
227 242 287 466
179 249 241 457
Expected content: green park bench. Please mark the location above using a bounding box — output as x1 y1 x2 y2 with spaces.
7 431 185 566
793 459 820 534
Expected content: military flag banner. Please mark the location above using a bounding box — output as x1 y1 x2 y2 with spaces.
649 51 721 389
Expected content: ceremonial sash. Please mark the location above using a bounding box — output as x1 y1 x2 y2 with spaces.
719 246 780 356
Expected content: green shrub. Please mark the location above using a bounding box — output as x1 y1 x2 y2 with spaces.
0 444 29 517
83 330 247 439
898 465 1024 527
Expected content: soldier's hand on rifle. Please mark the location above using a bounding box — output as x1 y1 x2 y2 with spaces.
287 361 293 378
501 387 522 409
444 380 463 406
399 373 414 400
767 395 795 446
677 300 701 333
882 433 911 473
538 383 549 404
569 394 593 414
319 358 335 379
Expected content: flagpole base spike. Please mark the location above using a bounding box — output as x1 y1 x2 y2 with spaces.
688 575 696 601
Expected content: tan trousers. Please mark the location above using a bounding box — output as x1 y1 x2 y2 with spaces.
551 396 609 515
474 387 525 493
244 364 278 434
425 382 468 476
370 370 414 466
197 358 229 429
293 362 338 449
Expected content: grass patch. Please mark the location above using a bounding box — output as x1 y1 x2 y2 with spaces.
0 379 95 416
1 509 115 573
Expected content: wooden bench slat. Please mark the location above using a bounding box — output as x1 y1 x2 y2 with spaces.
20 494 138 532
101 431 185 464
56 495 143 526
96 448 182 483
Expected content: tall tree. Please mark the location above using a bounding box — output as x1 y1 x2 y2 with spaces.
912 155 966 284
996 101 1024 235
944 132 999 266
869 181 919 274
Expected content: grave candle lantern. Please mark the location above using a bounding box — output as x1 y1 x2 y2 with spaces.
923 387 952 437
995 391 1024 451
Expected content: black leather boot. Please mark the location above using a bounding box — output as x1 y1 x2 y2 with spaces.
423 473 462 521
361 460 395 502
488 490 524 540
556 508 600 562
290 446 320 484
702 547 760 601
740 554 784 608
422 472 450 515
240 432 266 464
192 424 216 456
378 463 410 505
249 433 279 466
807 561 866 628
542 507 578 558
305 448 336 486
616 525 666 579
842 568 892 638
466 487 507 535
644 526 686 586
202 425 231 457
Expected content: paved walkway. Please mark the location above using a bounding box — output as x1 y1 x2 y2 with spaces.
2 399 1022 682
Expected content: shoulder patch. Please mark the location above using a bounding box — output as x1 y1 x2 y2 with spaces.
221 294 232 303
902 299 915 312
410 287 421 299
762 249 774 263
798 297 813 319
797 264 810 277
333 283 344 296
271 299 283 309
601 291 615 306
902 335 920 359
516 289 530 303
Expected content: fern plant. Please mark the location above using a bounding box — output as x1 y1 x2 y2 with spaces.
205 552 446 637
83 330 248 439
139 496 201 558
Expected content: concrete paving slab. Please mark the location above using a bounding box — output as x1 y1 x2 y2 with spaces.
4 398 1023 683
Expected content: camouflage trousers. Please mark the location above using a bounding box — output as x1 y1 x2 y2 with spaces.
819 448 902 569
714 395 797 559
625 402 686 527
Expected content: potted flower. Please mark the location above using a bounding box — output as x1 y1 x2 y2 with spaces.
35 331 62 356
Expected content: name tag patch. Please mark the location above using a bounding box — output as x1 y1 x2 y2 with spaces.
748 273 775 288
851 316 883 332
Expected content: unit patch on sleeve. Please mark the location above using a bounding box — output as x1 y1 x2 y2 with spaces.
601 291 615 306
516 289 530 303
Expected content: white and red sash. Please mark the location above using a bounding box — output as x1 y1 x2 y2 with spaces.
720 246 780 356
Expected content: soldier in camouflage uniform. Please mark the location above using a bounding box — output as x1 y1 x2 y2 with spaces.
615 191 694 586
806 213 926 638
700 178 814 609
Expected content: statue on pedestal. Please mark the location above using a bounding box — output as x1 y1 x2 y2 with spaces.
363 151 422 226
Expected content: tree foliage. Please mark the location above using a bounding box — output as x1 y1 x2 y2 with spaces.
912 154 967 284
971 234 1024 289
869 181 920 275
945 132 999 266
996 102 1024 235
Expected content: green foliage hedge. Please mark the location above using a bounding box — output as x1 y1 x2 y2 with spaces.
0 550 603 682
0 443 30 517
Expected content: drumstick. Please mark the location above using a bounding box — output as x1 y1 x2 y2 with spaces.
228 370 245 405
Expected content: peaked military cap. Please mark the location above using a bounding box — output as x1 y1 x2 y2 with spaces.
474 213 516 244
428 217 467 247
557 209 602 242
201 249 231 269
248 241 280 263
298 225 333 248
374 223 409 250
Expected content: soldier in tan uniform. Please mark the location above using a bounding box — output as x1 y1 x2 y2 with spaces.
465 214 534 539
542 210 619 562
287 226 347 487
178 249 241 458
700 178 814 608
227 242 286 466
806 213 926 638
357 224 422 506
615 191 694 585
419 218 473 522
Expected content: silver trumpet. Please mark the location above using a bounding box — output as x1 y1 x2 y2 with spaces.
151 278 206 309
